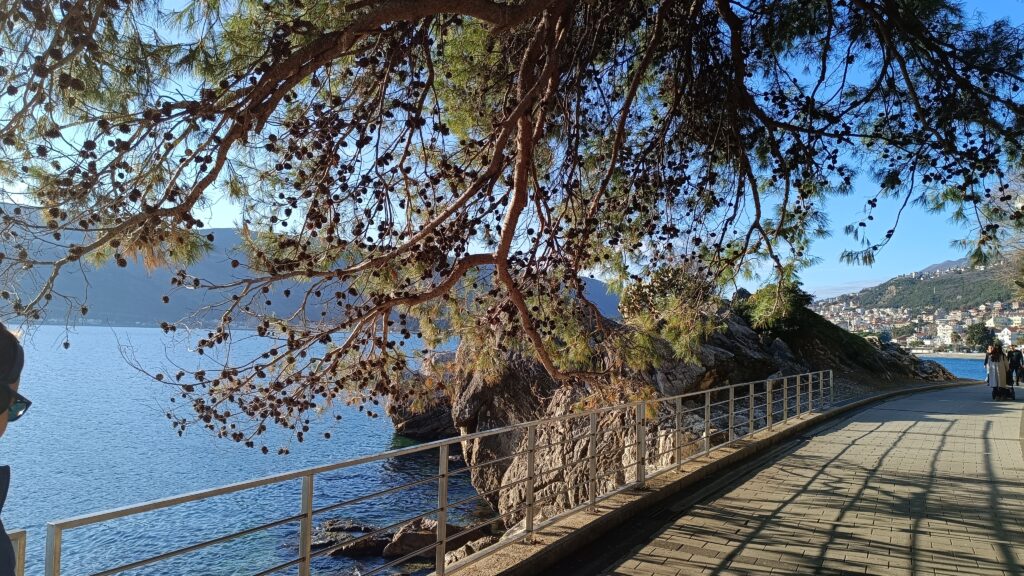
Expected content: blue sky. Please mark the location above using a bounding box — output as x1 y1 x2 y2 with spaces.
193 0 1024 299
796 0 1024 298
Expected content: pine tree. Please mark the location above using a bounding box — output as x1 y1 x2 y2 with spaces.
0 0 1022 443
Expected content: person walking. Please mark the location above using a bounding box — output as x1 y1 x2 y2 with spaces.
0 324 28 576
985 343 1009 390
1008 345 1023 386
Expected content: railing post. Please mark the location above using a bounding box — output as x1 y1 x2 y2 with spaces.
749 381 756 432
703 390 711 453
767 380 774 430
783 376 789 422
817 371 823 410
829 370 835 405
674 396 683 466
45 524 61 576
588 412 598 511
436 444 449 574
635 402 646 489
13 531 25 576
299 474 314 576
525 424 537 542
808 372 815 412
728 386 735 442
805 374 810 414
806 373 812 414
797 374 804 416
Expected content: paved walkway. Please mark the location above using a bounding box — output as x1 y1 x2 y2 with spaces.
601 385 1024 576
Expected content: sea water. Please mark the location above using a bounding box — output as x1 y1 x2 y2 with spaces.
921 355 986 381
2 325 478 575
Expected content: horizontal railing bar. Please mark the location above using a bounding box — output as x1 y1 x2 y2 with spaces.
45 370 828 567
89 513 304 576
596 463 634 480
534 481 586 506
363 541 439 576
534 459 586 480
310 507 441 559
451 447 532 476
251 557 303 576
536 433 591 452
311 474 440 516
447 476 531 510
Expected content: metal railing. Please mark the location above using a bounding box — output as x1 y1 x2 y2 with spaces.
32 369 833 576
10 529 25 576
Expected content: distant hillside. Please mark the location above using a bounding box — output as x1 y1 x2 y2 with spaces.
829 261 1015 311
11 229 623 326
918 257 969 275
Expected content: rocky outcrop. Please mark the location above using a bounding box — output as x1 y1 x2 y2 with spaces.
315 517 492 561
385 368 459 440
387 393 458 440
384 301 954 536
312 519 393 558
447 307 954 527
454 353 561 509
330 534 392 557
445 536 500 566
381 518 489 559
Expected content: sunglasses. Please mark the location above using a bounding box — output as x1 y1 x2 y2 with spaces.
7 391 30 422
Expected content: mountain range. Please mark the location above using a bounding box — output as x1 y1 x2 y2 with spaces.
819 257 1017 312
15 222 1004 326
12 228 623 327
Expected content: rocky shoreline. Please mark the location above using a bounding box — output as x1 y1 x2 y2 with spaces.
313 517 501 568
373 303 954 572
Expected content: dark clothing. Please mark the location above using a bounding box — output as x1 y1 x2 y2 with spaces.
0 466 13 576
1008 351 1023 385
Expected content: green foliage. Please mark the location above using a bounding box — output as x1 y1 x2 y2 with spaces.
735 279 814 332
891 325 918 339
845 266 1013 312
965 322 995 348
620 265 723 362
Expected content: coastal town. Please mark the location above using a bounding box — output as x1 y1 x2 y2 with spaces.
812 261 1019 352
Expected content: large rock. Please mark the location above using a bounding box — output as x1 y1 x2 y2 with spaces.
381 518 488 559
328 534 392 557
385 364 460 440
453 352 560 510
445 535 499 566
387 393 458 440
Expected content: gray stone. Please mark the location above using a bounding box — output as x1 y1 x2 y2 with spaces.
328 533 392 557
382 518 488 559
445 535 500 565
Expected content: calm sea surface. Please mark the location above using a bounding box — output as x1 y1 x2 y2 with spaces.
919 355 985 380
2 325 478 576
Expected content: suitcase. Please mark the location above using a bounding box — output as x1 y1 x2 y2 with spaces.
992 385 1016 401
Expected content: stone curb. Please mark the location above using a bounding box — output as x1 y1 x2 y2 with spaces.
482 379 982 576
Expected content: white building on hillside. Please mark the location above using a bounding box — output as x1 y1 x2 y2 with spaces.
936 324 964 346
998 327 1024 347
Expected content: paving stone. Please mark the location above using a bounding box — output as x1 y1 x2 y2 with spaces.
599 386 1024 576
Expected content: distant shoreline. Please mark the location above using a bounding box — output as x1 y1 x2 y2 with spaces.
919 352 985 360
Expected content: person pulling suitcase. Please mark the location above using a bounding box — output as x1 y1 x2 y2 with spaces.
1008 345 1023 386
